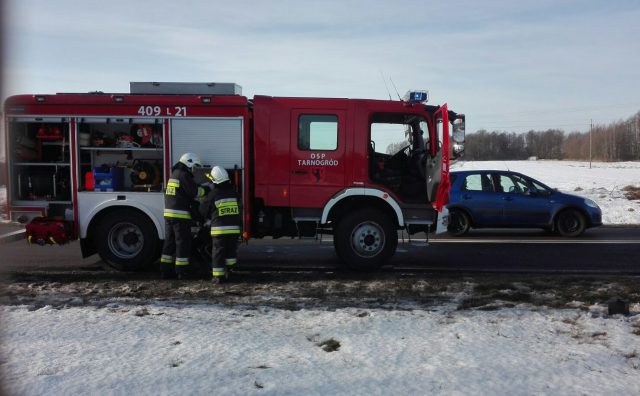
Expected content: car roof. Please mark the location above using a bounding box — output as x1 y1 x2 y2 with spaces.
450 170 524 176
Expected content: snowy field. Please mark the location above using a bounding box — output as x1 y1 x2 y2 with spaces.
1 160 640 395
2 303 640 395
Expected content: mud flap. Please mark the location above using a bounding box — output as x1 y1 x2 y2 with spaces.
435 206 449 234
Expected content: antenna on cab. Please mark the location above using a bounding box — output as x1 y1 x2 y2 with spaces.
379 70 392 100
389 77 402 100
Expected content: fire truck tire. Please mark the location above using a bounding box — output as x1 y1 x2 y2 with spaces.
334 208 397 271
95 209 160 271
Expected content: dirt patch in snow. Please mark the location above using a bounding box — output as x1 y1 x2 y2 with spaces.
1 268 639 312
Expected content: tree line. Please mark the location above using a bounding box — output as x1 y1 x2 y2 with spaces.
463 111 640 161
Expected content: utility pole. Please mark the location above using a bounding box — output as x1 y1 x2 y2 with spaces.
589 118 593 169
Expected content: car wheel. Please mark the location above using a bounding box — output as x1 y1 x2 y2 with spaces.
334 208 397 272
555 209 586 237
95 209 160 271
448 209 470 236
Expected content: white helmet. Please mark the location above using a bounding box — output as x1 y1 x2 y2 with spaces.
179 153 202 170
210 166 229 184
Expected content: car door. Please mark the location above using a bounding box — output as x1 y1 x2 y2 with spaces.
458 172 502 225
497 173 552 225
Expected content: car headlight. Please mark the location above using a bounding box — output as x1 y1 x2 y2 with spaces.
584 198 599 209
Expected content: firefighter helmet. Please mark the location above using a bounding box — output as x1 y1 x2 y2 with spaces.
210 166 229 184
179 153 202 169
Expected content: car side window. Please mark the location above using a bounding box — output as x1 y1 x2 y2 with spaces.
463 174 482 191
498 175 518 194
510 175 531 195
530 179 548 193
463 174 493 192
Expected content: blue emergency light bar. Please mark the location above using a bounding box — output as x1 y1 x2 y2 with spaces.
403 90 429 103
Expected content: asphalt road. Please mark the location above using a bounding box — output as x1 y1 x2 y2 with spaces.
1 224 639 275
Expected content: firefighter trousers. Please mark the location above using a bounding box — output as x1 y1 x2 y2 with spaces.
161 218 192 276
211 235 238 279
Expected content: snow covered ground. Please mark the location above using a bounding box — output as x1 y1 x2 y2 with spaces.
1 302 640 395
1 160 640 395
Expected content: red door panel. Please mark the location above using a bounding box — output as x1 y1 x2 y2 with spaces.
289 110 346 208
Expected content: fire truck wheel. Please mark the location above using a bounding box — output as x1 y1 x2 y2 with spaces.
334 208 397 271
447 209 470 236
95 209 159 271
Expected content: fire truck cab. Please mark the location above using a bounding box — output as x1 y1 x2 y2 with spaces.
3 82 465 272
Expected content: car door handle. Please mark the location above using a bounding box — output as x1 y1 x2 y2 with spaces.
503 196 514 201
291 169 308 175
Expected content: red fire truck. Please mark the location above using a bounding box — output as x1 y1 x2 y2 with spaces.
3 82 465 271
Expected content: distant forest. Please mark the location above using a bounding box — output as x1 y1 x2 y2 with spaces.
464 111 640 161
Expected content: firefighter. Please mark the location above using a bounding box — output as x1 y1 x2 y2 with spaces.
199 166 241 283
160 153 210 279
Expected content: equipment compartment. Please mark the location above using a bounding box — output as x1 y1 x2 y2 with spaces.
7 117 73 223
77 118 164 192
8 118 71 200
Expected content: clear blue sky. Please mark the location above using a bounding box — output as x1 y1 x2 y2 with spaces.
3 0 640 134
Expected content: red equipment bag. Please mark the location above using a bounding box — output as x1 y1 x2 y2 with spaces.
25 217 75 245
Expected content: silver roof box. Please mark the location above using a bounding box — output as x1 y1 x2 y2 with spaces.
130 82 242 95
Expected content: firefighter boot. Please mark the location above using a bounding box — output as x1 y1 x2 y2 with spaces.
211 268 227 284
160 259 176 280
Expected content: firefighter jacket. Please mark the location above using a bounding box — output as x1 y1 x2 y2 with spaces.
199 181 241 236
163 162 208 220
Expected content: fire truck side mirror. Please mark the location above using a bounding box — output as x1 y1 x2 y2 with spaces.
451 115 465 159
452 115 465 143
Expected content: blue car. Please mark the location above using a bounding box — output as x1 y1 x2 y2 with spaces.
447 170 602 236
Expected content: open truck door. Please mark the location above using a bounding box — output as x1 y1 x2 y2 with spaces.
426 104 449 211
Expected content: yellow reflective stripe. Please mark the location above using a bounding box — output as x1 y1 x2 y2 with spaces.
197 187 206 198
216 201 237 208
163 209 192 219
225 258 237 266
211 226 240 231
175 258 189 266
211 230 241 235
167 178 180 187
215 198 237 205
212 268 226 276
164 213 192 219
160 255 173 263
210 227 241 235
